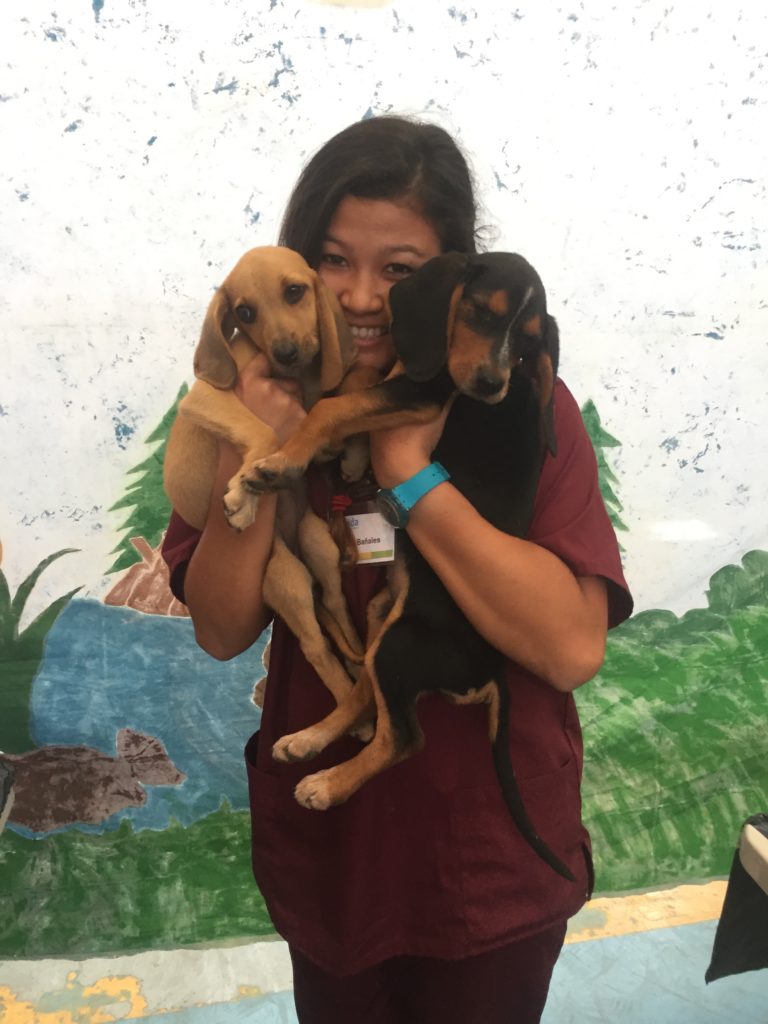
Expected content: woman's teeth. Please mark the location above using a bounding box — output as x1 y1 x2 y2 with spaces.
351 326 387 340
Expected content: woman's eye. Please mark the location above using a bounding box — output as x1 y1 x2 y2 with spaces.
320 252 346 268
235 304 256 323
284 284 308 305
386 262 414 277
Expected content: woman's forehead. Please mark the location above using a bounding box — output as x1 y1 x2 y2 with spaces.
325 195 441 256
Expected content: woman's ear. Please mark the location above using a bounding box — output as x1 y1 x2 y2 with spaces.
313 275 349 393
388 252 471 382
193 288 239 388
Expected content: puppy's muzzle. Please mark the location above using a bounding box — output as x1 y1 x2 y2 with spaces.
470 369 507 401
273 339 300 369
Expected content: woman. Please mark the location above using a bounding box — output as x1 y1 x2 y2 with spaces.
162 115 632 1024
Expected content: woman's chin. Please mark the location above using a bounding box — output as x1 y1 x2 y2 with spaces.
353 338 396 371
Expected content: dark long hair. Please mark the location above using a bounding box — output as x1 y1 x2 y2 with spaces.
279 115 479 266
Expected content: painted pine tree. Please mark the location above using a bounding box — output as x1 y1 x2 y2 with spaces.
581 398 628 536
108 384 188 573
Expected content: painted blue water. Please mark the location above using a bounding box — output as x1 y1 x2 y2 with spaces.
21 599 267 837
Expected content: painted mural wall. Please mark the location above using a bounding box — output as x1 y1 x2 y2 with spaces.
1 0 767 969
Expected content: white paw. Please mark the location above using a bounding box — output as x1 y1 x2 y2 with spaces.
272 731 323 764
223 478 258 531
294 770 336 810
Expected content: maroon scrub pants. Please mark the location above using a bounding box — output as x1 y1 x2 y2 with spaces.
290 919 567 1024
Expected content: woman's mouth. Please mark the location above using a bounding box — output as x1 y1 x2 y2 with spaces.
350 325 389 346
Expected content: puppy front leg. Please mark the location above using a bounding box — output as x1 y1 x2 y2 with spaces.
242 380 443 493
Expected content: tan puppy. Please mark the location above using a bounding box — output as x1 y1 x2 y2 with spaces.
164 246 369 703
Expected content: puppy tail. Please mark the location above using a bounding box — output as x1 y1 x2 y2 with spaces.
491 680 576 882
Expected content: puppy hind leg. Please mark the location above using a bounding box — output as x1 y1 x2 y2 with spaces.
293 655 422 810
263 535 354 706
298 507 364 659
273 666 376 764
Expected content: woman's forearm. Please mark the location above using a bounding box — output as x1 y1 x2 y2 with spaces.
405 481 608 691
185 443 277 660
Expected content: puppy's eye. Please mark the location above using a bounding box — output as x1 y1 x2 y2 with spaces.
284 284 308 305
236 304 256 324
472 305 496 327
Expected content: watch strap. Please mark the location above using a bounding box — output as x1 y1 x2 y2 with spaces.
391 462 450 512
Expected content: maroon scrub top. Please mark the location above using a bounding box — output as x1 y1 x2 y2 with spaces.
162 379 632 976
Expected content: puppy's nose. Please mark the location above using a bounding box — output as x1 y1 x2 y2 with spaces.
273 340 299 367
472 370 505 398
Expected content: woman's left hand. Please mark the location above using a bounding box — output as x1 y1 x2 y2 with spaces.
369 400 453 488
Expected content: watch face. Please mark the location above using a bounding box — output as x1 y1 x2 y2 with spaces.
376 490 407 528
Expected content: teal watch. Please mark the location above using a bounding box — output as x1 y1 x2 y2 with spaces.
376 462 451 528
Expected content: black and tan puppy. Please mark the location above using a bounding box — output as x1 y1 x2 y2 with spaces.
243 252 572 881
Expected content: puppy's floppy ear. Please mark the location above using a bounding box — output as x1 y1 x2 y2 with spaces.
313 275 349 394
193 288 239 389
520 311 560 457
389 252 471 382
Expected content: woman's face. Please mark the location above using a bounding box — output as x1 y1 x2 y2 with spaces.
317 195 442 371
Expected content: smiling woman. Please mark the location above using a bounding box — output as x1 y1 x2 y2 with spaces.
161 114 632 1024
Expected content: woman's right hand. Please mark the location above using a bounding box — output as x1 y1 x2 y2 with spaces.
234 352 306 446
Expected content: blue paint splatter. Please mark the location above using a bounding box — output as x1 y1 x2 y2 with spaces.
493 172 508 191
362 107 374 120
93 0 104 22
16 189 29 201
244 197 260 226
213 78 238 95
661 437 679 452
64 120 82 133
147 135 157 146
113 421 135 449
704 331 724 340
269 41 295 88
448 6 468 23
45 27 65 41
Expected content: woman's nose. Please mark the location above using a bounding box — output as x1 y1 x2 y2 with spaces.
340 271 384 314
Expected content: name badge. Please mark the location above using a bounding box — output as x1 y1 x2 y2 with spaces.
345 512 395 564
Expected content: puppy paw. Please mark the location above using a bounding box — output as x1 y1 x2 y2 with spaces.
242 452 304 493
294 770 337 811
223 480 258 531
272 730 324 764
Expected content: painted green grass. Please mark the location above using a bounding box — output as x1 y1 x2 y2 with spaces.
580 550 768 893
0 803 274 958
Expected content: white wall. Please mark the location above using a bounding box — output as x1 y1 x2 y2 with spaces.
2 0 767 619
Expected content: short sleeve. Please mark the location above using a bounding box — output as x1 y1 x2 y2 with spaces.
160 511 202 605
528 380 633 629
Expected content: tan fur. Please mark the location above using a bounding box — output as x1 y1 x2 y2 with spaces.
444 681 501 743
163 246 364 700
